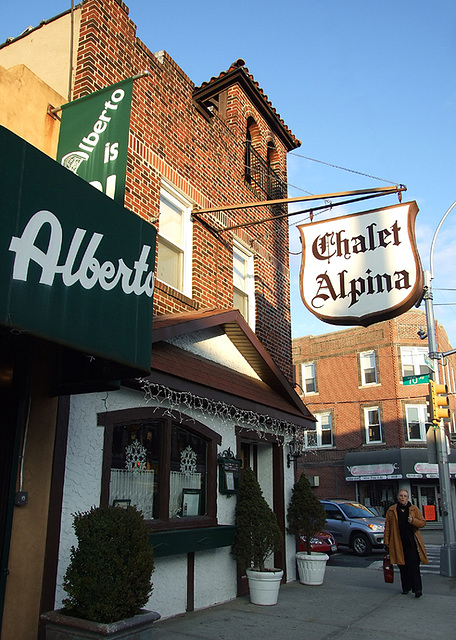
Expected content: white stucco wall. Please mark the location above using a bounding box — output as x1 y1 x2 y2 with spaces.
56 383 297 618
56 386 239 616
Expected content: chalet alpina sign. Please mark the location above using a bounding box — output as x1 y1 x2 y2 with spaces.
298 202 423 327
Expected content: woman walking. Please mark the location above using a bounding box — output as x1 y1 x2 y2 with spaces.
384 488 429 597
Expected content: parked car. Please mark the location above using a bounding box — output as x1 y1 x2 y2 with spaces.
320 499 385 556
298 530 338 555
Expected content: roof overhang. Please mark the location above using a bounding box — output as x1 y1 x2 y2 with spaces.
193 65 301 152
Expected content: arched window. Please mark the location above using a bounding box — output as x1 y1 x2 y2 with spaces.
244 117 260 184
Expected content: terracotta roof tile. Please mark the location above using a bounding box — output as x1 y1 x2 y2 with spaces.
193 60 301 151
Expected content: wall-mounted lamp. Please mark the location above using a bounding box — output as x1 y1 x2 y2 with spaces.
287 439 302 468
417 327 428 340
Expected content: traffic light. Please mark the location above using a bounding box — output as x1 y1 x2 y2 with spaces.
427 380 450 424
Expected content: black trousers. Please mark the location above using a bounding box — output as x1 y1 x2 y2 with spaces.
398 544 422 593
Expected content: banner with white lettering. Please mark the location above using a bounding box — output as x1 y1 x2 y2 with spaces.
298 202 423 327
1 125 155 375
56 79 133 204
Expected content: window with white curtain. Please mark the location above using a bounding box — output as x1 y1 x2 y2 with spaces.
233 241 255 328
364 407 382 443
309 412 332 448
157 184 192 295
360 351 377 385
301 362 316 394
405 404 428 441
400 347 429 379
101 409 221 527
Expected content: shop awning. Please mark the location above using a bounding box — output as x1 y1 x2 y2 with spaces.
345 448 456 481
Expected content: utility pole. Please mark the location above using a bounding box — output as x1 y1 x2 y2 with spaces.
423 200 456 577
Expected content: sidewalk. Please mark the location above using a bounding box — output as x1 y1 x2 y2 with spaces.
151 560 456 640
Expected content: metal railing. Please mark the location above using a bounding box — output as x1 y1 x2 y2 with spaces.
245 142 287 207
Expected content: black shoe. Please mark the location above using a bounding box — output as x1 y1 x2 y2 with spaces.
402 590 410 595
415 592 422 598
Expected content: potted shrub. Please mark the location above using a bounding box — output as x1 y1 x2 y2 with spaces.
287 473 329 585
231 467 283 605
40 505 160 639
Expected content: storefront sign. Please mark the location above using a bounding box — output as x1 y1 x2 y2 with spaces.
56 79 133 204
346 462 402 481
298 202 423 327
415 462 456 477
1 126 156 374
345 449 456 482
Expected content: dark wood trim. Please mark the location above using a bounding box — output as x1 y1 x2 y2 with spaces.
100 424 113 508
235 425 284 445
273 443 286 580
99 408 220 530
149 309 315 421
98 406 222 444
40 395 70 618
187 552 195 612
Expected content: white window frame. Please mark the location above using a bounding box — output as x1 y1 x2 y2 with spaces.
233 241 255 329
157 182 192 296
360 350 377 386
400 347 429 380
307 412 332 448
364 406 382 444
301 361 316 395
405 404 428 441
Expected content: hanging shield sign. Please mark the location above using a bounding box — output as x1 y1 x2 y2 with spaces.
298 201 423 327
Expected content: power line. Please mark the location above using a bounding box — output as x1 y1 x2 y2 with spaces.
290 152 401 185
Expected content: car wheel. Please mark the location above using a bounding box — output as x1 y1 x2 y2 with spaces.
351 533 372 556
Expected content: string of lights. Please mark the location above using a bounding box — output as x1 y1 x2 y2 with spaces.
139 380 306 445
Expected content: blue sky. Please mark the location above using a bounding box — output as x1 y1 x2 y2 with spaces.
2 1 456 346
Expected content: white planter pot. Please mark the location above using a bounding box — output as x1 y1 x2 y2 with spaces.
296 552 329 585
246 568 283 605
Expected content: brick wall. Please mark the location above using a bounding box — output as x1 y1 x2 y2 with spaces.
73 0 294 378
293 309 456 496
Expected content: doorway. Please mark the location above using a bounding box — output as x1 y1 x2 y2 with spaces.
412 484 441 522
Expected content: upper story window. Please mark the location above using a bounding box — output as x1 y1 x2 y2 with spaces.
101 408 220 529
244 119 286 201
157 184 192 296
400 347 429 380
360 350 377 385
233 242 255 329
306 412 333 448
364 407 382 443
301 362 317 394
405 404 428 441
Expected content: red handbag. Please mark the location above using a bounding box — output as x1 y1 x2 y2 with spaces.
383 553 394 583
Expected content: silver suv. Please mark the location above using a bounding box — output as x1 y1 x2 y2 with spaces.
321 499 385 556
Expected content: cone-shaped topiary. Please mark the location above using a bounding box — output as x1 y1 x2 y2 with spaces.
62 506 154 623
287 473 327 555
231 467 283 572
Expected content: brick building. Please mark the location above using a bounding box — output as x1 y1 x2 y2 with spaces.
0 1 316 637
293 308 456 519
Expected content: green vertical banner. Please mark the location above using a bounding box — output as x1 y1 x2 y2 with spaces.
56 79 133 205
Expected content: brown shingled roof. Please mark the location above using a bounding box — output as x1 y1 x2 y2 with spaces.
149 342 310 426
150 308 315 426
193 59 301 151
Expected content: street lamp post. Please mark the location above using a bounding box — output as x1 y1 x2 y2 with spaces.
423 200 456 577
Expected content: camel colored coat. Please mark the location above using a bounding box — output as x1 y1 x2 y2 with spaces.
384 504 429 565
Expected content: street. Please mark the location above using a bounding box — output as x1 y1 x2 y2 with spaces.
328 527 443 574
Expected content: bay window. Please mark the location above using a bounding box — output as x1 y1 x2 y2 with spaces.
100 408 220 528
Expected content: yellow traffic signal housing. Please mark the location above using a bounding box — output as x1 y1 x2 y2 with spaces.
428 380 450 423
